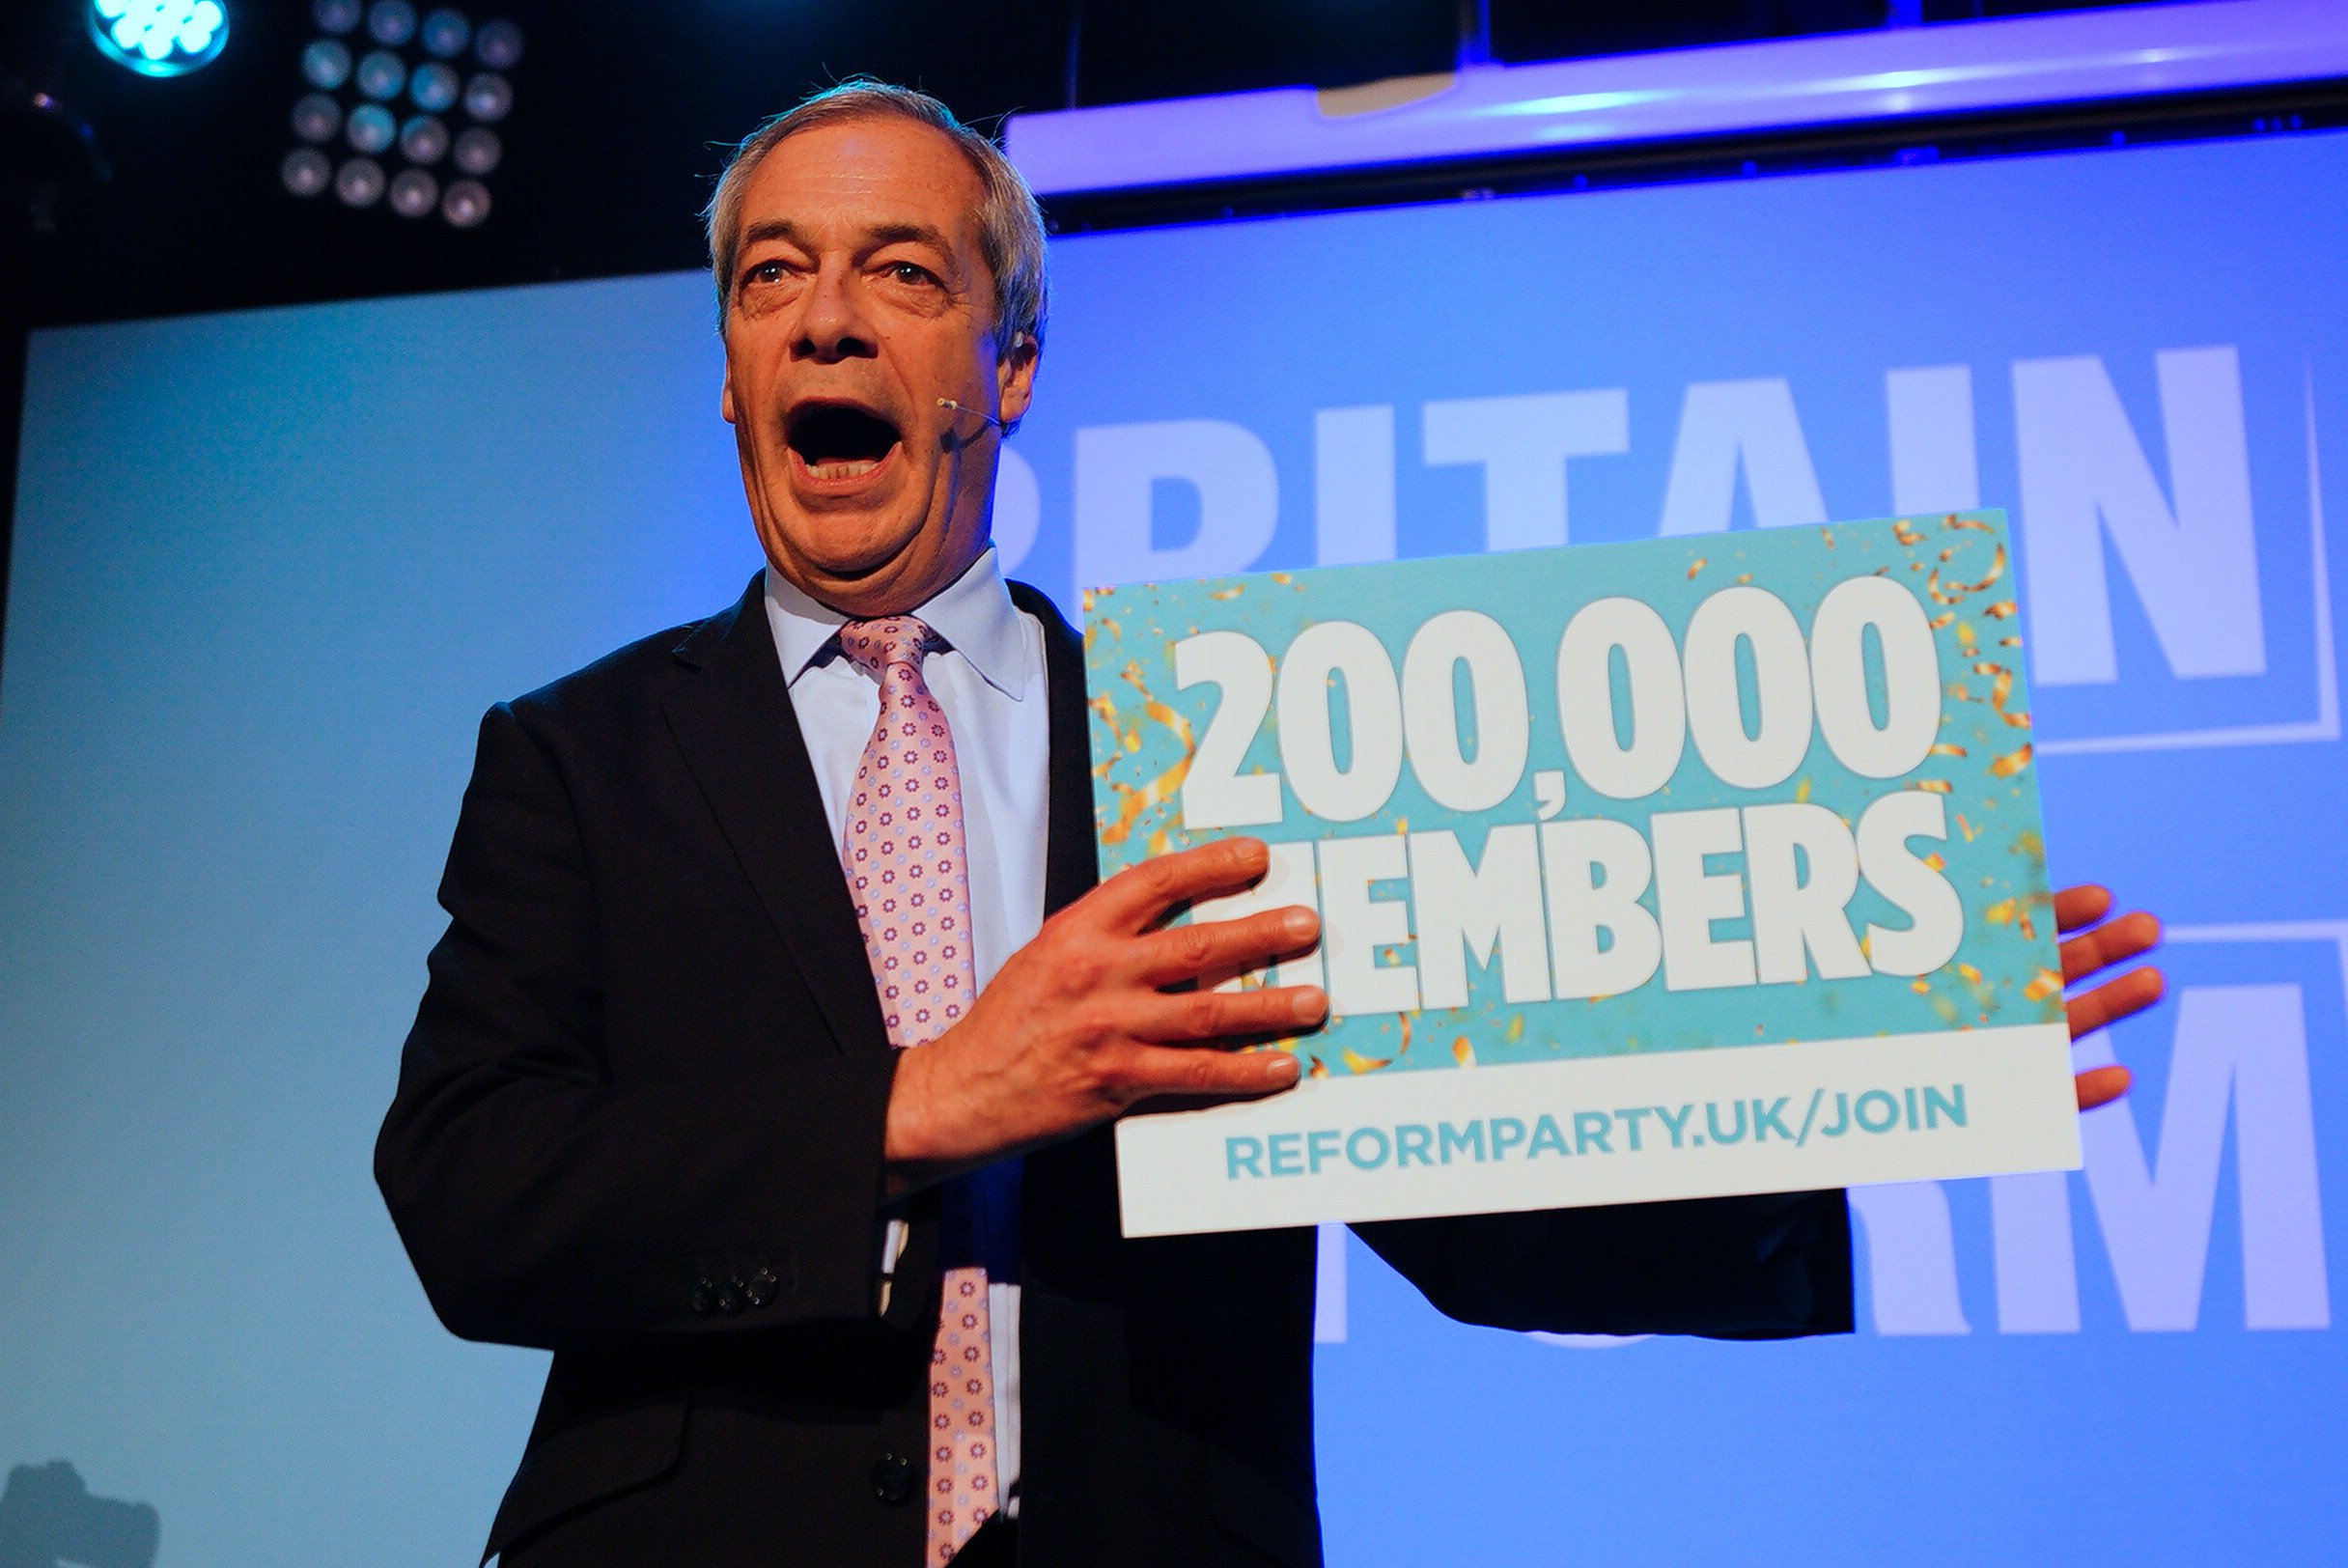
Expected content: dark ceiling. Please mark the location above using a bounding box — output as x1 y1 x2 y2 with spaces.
3 0 2166 329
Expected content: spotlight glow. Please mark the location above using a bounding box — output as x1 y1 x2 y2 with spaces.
410 61 460 112
441 177 490 227
91 0 229 76
281 2 513 227
282 146 332 197
389 167 439 217
419 8 470 58
452 126 500 177
399 114 449 164
301 39 352 90
367 2 417 47
461 71 510 123
292 93 344 143
474 18 521 70
335 155 387 207
356 48 407 99
347 102 396 154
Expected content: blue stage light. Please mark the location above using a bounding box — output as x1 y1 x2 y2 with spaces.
367 2 417 47
399 113 449 163
90 0 229 77
410 60 460 112
419 8 470 58
461 70 509 123
347 101 396 154
283 3 517 226
292 92 343 142
356 48 406 99
474 18 521 70
302 38 352 90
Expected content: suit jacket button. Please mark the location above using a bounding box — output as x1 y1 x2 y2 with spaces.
689 1278 717 1316
717 1278 745 1314
746 1267 778 1307
872 1453 915 1504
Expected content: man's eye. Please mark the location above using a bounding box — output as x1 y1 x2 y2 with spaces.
747 261 785 285
887 262 936 286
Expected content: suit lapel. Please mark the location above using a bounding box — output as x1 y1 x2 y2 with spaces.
660 574 890 1057
1011 581 1104 915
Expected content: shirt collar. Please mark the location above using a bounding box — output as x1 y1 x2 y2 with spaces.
763 546 1030 700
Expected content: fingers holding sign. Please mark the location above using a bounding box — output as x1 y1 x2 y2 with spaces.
2054 882 2165 1111
883 838 1326 1193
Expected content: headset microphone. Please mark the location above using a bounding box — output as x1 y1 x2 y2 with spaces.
936 397 1005 430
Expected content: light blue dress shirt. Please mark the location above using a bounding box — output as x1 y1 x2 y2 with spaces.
763 545 1049 1507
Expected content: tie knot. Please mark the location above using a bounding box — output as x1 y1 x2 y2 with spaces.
837 615 939 682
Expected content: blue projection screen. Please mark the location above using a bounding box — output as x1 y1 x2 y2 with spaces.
4 128 2344 1564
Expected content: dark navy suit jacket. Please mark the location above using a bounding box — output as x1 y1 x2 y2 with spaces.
376 574 1853 1567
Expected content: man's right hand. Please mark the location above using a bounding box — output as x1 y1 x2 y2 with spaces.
881 837 1324 1196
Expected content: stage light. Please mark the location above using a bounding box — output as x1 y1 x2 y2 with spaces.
90 0 229 77
388 167 438 217
282 6 518 227
347 101 396 154
441 178 489 227
367 2 417 47
419 9 470 58
461 71 509 122
302 39 352 90
356 48 405 99
334 155 386 206
399 113 448 163
410 61 460 113
282 147 332 197
474 19 521 70
452 126 499 177
292 92 343 142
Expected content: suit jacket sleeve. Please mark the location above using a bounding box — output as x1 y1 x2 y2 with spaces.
1354 1189 1853 1340
376 695 902 1354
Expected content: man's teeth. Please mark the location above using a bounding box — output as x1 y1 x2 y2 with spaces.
806 457 882 480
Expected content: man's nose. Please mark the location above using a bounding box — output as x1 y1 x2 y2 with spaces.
794 264 878 362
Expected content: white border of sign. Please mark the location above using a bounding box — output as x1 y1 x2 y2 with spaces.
1118 1022 2080 1237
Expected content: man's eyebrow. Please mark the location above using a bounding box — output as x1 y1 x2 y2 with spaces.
863 220 953 253
734 218 955 260
736 218 811 258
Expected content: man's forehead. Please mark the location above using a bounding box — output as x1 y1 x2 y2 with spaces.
741 116 984 242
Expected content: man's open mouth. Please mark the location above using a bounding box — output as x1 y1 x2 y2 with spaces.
787 402 903 482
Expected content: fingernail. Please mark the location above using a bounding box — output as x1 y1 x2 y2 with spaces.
1282 907 1317 938
1292 987 1327 1022
1269 1052 1301 1081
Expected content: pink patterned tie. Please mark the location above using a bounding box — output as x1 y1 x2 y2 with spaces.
836 616 997 1566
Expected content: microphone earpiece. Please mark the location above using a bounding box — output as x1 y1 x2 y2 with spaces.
936 397 1005 430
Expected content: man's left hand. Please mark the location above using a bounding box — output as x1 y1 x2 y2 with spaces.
2054 883 2163 1111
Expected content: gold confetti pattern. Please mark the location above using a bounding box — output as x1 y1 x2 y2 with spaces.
1098 662 1196 846
1928 542 2008 604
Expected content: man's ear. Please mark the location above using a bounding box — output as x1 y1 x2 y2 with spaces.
995 330 1040 431
720 362 738 426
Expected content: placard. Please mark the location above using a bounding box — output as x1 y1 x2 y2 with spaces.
1086 511 2079 1237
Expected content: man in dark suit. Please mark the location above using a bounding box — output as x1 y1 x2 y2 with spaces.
376 82 2162 1568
